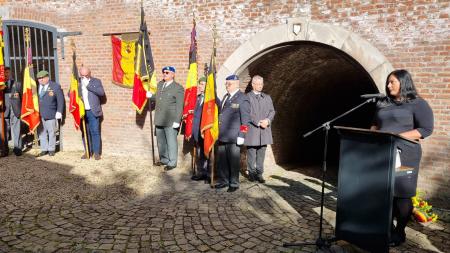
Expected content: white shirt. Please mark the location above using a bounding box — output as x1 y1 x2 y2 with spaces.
163 80 174 89
253 91 261 95
222 89 240 109
39 84 49 96
81 78 91 110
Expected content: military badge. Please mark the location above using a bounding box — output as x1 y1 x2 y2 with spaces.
13 92 19 98
231 103 240 109
48 89 54 96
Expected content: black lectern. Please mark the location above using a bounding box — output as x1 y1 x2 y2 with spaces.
334 126 419 253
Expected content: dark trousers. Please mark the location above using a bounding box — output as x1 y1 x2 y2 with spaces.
83 110 101 155
217 142 241 187
392 197 413 236
246 145 267 178
195 139 209 177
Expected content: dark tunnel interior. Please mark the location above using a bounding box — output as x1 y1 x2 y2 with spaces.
243 41 380 172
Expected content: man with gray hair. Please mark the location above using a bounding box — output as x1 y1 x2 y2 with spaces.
79 66 105 160
244 75 275 183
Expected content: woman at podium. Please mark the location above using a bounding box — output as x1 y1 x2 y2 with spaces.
370 69 434 246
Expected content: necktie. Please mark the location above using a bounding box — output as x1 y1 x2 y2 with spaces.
39 86 46 97
222 93 230 109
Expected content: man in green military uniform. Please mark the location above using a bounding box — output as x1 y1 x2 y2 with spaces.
147 66 184 171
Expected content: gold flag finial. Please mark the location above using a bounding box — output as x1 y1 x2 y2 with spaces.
70 38 76 52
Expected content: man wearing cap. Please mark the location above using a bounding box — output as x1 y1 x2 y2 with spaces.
215 74 251 192
191 77 210 182
244 75 275 184
1 67 23 156
147 66 184 171
37 70 64 157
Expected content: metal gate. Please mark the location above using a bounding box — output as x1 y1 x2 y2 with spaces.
1 20 58 83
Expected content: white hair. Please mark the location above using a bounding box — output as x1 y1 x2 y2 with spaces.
252 75 264 84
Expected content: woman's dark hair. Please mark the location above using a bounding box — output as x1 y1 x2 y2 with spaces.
385 69 418 102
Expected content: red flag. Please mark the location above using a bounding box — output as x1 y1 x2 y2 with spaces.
182 20 198 140
132 6 157 113
200 49 219 158
68 51 85 130
20 28 40 132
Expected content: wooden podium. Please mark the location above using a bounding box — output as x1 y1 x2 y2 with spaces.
334 126 419 252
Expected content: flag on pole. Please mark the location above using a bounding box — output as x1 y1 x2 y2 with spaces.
132 6 157 114
20 27 40 132
0 18 6 95
68 50 85 130
182 19 198 140
200 48 219 158
111 35 137 88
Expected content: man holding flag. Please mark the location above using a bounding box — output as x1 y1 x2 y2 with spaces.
79 66 105 160
147 66 184 171
215 75 250 192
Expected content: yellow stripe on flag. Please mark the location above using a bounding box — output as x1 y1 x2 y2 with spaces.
120 39 136 86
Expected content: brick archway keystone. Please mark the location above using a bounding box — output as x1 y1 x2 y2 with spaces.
216 18 393 97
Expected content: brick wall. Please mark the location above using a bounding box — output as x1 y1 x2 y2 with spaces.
1 0 448 200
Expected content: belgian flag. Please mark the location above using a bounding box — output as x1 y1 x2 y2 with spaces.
68 51 85 130
20 28 40 132
132 6 157 114
200 48 219 158
182 19 198 140
111 35 136 88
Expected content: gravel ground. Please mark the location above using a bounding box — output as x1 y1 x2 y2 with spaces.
0 151 186 209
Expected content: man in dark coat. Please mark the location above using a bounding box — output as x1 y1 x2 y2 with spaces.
147 66 184 171
79 66 105 160
191 77 209 181
244 75 275 183
216 74 251 192
37 70 64 156
1 67 23 156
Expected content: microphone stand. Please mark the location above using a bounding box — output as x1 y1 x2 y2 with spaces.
283 97 376 250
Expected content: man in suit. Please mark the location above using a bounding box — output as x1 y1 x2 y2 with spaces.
191 77 209 182
147 66 184 171
2 67 23 156
216 74 251 192
79 66 105 160
244 75 275 183
37 70 64 156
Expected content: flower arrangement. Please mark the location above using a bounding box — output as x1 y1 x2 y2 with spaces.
411 191 438 222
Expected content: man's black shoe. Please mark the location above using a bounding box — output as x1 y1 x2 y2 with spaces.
48 151 55 156
164 165 176 171
81 154 90 159
257 177 266 184
38 151 48 157
155 161 166 166
248 174 256 182
13 148 22 156
227 186 239 192
214 183 228 189
191 175 207 181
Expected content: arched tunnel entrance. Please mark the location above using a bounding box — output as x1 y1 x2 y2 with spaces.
241 42 380 178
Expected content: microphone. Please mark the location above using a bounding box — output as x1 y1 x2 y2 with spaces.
360 93 386 99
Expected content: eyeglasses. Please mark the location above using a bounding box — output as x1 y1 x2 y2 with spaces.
163 71 171 74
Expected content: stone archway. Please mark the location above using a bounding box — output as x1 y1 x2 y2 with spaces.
217 18 394 172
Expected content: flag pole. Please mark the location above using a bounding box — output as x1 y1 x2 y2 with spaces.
82 119 90 158
210 146 215 188
148 85 155 165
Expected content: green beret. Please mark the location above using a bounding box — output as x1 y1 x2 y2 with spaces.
36 70 49 78
198 77 207 83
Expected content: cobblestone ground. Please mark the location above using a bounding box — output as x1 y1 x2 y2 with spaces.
0 151 448 253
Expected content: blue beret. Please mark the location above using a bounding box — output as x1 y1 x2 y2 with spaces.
226 74 239 81
162 66 176 73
